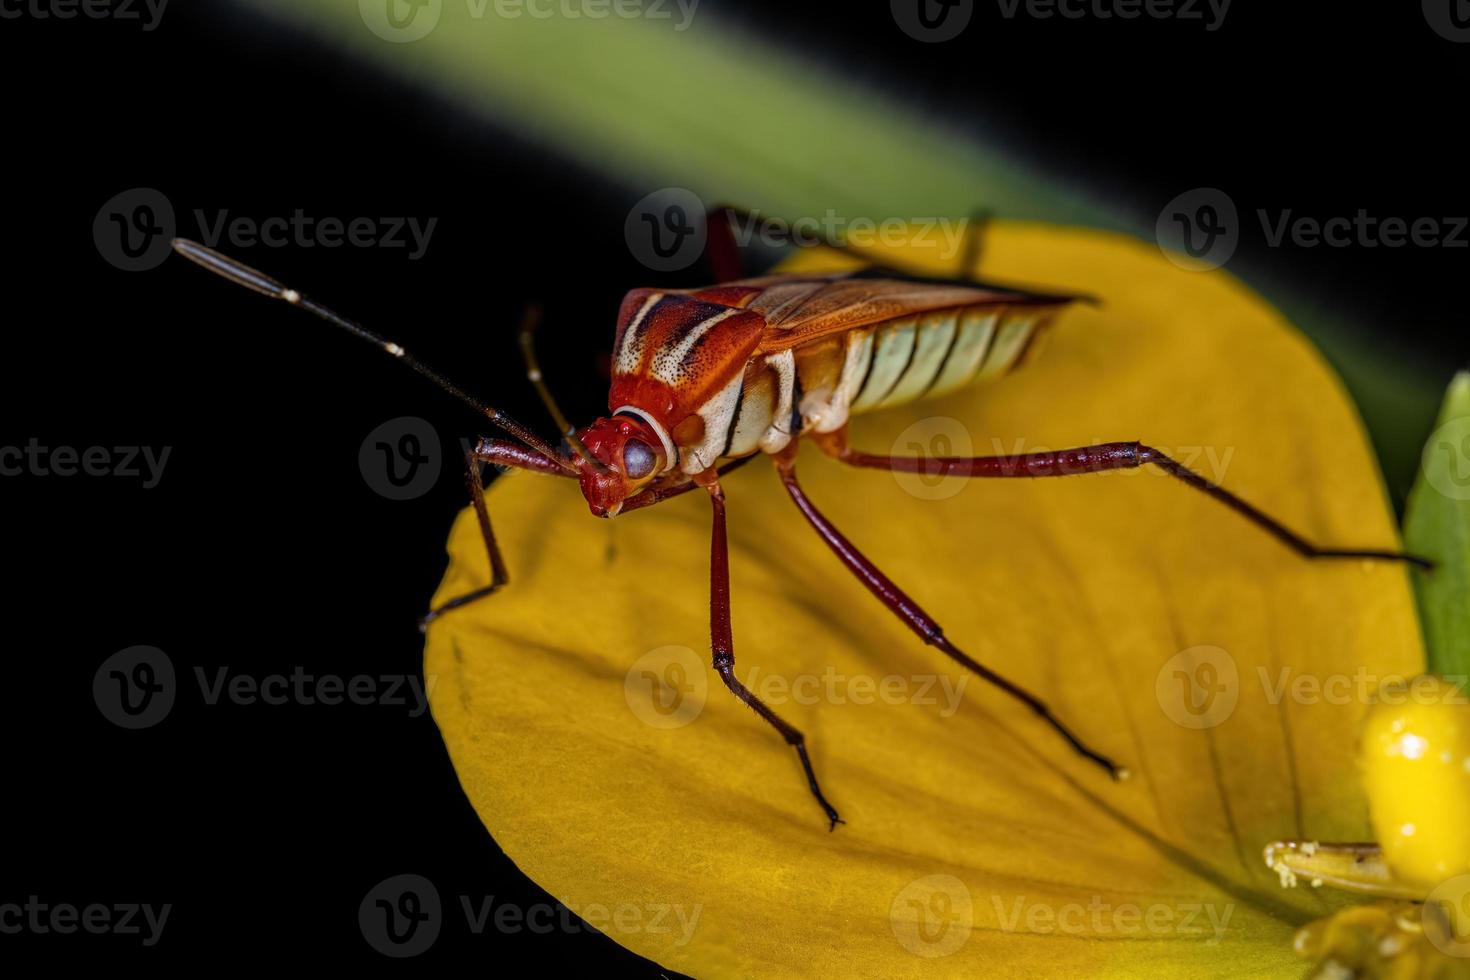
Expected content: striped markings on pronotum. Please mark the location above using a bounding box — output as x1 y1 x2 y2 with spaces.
171 206 1430 830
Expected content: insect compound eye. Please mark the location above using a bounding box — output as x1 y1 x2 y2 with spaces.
622 439 657 479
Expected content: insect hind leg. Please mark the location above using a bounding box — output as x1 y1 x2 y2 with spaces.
772 445 1126 780
813 429 1431 569
419 437 573 632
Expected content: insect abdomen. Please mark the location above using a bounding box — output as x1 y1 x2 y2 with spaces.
716 304 1052 463
808 305 1045 424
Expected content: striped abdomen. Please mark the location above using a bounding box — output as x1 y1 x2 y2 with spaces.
720 305 1050 460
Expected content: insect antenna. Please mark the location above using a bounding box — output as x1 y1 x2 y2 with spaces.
170 238 575 473
516 304 609 474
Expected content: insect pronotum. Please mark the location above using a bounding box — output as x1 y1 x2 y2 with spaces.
172 206 1428 830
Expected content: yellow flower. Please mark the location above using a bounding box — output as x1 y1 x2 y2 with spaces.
425 222 1422 976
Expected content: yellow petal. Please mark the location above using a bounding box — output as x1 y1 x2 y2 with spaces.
425 223 1422 976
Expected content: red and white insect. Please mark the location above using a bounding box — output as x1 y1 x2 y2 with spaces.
172 207 1425 829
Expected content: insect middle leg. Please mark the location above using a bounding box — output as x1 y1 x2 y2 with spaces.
771 445 1126 779
419 437 572 630
811 429 1430 568
698 471 844 830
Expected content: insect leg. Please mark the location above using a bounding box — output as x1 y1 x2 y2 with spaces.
704 205 748 281
700 472 844 830
516 303 606 473
812 429 1431 568
772 448 1127 779
704 204 1076 297
956 207 992 278
419 437 573 631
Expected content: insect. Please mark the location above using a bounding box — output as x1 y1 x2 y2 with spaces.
171 205 1427 830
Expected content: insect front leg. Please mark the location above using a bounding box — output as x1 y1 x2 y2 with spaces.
698 471 844 831
770 444 1127 780
810 428 1430 568
419 437 573 631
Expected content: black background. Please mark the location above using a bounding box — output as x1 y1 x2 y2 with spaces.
1 0 1465 972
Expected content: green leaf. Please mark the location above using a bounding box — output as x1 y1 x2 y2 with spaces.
1404 371 1470 678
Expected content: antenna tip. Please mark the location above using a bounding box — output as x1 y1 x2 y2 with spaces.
169 238 287 299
